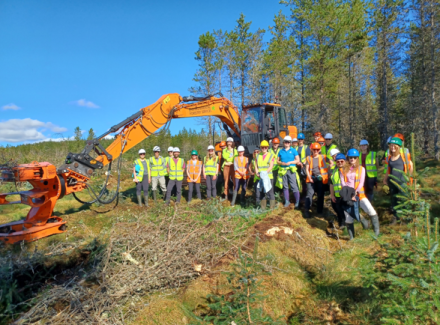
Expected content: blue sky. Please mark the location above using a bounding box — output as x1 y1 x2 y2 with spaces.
0 0 286 145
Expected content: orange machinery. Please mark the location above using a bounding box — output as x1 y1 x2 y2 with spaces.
0 93 296 243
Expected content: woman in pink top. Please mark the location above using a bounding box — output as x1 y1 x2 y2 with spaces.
342 149 380 239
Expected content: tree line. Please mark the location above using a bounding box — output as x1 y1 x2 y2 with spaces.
190 0 440 158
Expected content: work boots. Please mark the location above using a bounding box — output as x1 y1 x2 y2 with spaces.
144 194 149 207
152 190 157 201
347 223 355 240
231 191 238 207
260 199 267 210
360 217 370 230
371 215 380 236
270 200 276 210
137 195 143 207
240 191 246 206
284 200 290 208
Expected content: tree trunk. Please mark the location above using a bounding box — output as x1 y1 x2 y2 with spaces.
430 0 439 159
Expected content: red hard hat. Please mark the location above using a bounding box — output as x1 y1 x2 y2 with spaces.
314 132 322 136
318 136 325 142
272 137 280 144
394 133 405 141
310 142 321 150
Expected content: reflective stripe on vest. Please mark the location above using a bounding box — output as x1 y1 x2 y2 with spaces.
149 157 166 177
322 144 337 160
386 151 411 174
234 156 249 179
135 159 149 182
270 147 281 170
169 158 184 181
344 166 366 199
276 166 301 191
298 145 308 163
204 156 218 176
165 157 172 176
187 160 202 183
306 155 328 184
330 168 342 197
361 151 377 178
257 153 274 179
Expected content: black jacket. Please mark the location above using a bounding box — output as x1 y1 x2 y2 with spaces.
340 186 356 206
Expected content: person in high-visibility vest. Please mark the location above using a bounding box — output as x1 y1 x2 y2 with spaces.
165 147 185 206
231 146 249 207
317 136 325 154
327 148 341 174
255 140 275 209
222 137 238 199
329 153 347 229
297 133 310 201
383 137 413 224
248 147 261 198
203 145 219 199
149 146 167 201
305 143 328 218
321 133 338 163
359 140 378 202
342 148 380 239
165 146 176 198
277 136 301 208
133 149 151 207
270 138 281 191
187 150 202 203
313 132 322 142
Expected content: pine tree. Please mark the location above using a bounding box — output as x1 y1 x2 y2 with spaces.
86 128 95 140
74 126 82 141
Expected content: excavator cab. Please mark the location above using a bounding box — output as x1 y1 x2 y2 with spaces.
241 103 296 153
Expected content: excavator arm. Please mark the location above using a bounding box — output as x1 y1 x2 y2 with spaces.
0 94 241 243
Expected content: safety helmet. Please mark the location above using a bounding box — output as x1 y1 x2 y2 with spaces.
138 149 146 154
260 140 269 147
237 146 245 152
310 142 321 150
207 145 215 150
335 153 346 161
220 141 227 147
329 148 340 157
254 147 260 152
191 150 198 156
297 133 305 140
292 138 298 142
173 147 180 152
359 139 369 146
347 148 360 157
394 133 405 141
313 132 322 136
318 136 325 143
284 135 292 142
272 137 280 144
153 146 160 152
226 137 234 143
167 146 174 152
389 137 403 147
324 133 333 139
387 137 392 144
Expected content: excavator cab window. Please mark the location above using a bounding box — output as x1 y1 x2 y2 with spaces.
242 107 261 134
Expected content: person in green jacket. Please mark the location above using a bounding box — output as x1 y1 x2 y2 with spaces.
222 137 238 199
149 146 167 201
133 149 151 207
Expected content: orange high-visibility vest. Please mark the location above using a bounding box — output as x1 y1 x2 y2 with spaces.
306 155 328 184
187 159 202 183
386 151 412 174
234 156 249 180
344 166 366 200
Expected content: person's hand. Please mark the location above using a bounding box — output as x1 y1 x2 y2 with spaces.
309 178 314 183
203 174 206 179
331 195 336 203
297 162 303 168
213 175 217 180
149 178 152 183
134 177 139 183
352 196 357 201
383 178 387 185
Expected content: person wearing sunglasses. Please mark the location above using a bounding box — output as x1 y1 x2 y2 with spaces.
383 137 413 224
305 142 328 218
329 153 348 229
133 149 151 207
203 145 219 200
342 149 380 239
222 137 238 200
277 136 301 208
255 140 275 210
321 133 338 163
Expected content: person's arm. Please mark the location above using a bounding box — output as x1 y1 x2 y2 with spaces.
202 160 206 179
133 165 139 182
277 156 285 166
147 162 152 182
330 184 336 203
167 162 170 175
292 154 300 165
195 162 202 182
186 163 193 182
266 156 275 174
234 159 240 175
306 160 313 183
340 172 346 187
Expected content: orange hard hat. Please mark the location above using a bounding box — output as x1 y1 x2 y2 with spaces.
314 132 322 136
318 136 325 142
272 137 280 144
394 133 405 141
220 141 226 147
310 142 321 150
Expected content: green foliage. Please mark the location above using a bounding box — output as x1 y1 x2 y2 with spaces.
74 126 83 141
202 237 283 325
86 128 96 140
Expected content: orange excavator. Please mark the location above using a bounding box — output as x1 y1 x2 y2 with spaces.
0 93 296 243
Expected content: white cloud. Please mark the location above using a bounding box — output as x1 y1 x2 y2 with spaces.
70 99 100 109
0 118 68 143
2 103 21 110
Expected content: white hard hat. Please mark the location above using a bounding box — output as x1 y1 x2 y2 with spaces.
173 147 180 152
324 133 333 139
237 146 245 152
284 136 292 142
153 146 160 152
207 145 215 150
226 137 234 142
138 149 146 154
329 148 340 157
292 138 298 142
360 139 369 146
167 146 174 152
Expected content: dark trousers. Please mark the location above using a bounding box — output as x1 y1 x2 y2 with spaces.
389 181 401 217
257 178 275 202
216 172 224 196
331 197 345 227
136 177 149 196
364 176 376 202
165 175 176 196
188 182 201 202
306 179 324 213
206 175 217 198
166 179 182 203
234 178 247 194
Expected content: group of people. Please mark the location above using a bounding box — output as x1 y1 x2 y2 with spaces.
133 132 413 239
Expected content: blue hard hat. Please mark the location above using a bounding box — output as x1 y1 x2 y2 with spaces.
297 133 305 140
335 153 346 161
359 139 369 146
347 148 360 157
